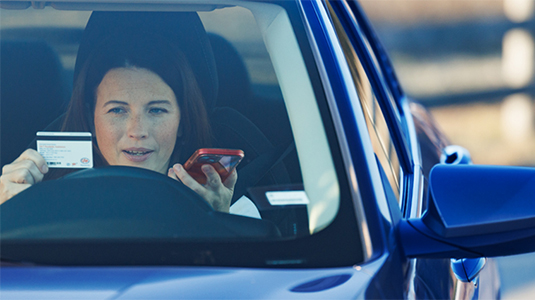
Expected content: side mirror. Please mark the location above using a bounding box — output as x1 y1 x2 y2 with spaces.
399 164 535 259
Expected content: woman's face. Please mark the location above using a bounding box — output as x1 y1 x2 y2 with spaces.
94 67 181 174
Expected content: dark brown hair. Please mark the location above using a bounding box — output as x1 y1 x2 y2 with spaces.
46 32 212 179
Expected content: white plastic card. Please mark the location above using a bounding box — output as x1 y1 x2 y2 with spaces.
265 190 310 206
36 132 93 168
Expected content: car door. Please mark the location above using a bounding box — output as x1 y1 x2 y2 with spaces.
298 0 412 297
329 1 503 299
314 0 461 299
343 1 506 299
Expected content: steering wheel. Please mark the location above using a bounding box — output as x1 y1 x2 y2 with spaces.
1 166 279 239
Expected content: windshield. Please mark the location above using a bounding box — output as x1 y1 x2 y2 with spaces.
0 1 361 267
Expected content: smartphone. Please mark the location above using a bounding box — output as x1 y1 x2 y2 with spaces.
184 148 244 184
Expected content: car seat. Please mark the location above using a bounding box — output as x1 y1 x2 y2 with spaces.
0 40 68 167
208 33 293 147
207 33 253 114
207 33 300 184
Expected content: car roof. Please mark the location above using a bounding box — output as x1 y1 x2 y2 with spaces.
0 0 230 11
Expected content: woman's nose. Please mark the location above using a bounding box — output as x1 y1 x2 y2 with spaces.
127 115 148 139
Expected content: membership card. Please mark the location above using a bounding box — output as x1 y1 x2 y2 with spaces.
36 132 93 168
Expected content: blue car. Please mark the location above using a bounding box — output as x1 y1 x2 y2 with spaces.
1 0 533 299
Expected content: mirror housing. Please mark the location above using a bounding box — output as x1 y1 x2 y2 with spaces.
400 164 535 259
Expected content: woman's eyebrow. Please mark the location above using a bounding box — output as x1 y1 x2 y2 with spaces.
147 100 172 106
103 100 128 107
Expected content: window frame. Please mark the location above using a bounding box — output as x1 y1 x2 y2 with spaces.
327 0 413 173
326 0 429 219
326 1 405 204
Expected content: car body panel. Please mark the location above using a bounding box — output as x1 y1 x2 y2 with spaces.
1 256 388 299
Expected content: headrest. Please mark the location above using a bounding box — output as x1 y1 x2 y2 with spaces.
208 33 252 109
73 11 218 112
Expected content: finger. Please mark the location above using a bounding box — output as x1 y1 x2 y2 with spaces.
173 164 206 195
223 169 238 190
12 167 37 185
3 160 44 184
167 167 180 181
13 149 48 174
0 181 31 204
201 164 222 187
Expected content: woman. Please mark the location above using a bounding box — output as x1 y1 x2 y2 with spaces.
0 32 237 213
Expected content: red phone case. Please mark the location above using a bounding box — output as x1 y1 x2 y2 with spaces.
184 148 244 184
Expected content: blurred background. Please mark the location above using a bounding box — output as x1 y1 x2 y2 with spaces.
360 0 535 298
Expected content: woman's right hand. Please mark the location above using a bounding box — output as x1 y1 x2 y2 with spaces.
168 163 236 213
0 149 48 205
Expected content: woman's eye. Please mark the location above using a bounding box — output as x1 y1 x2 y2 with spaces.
107 107 126 114
149 107 168 114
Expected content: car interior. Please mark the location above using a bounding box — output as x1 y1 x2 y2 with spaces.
1 10 297 179
0 3 342 240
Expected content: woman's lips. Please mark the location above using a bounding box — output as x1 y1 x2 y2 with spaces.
122 148 154 162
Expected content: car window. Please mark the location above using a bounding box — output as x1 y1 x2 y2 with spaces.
0 1 341 246
326 1 403 203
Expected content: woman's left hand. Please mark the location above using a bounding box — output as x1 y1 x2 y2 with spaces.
168 163 237 213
